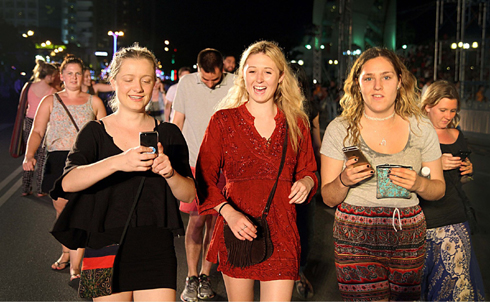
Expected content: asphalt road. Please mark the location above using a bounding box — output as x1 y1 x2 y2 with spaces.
0 101 488 301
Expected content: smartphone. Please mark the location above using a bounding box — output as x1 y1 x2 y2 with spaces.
342 146 371 169
140 131 159 154
458 150 471 161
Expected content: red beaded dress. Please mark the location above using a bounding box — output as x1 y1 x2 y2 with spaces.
196 104 318 281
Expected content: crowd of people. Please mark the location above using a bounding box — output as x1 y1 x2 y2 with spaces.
11 40 486 302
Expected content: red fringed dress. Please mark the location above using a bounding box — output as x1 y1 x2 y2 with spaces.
196 104 318 281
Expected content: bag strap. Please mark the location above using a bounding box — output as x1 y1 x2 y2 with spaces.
119 177 146 245
54 93 80 132
262 126 288 219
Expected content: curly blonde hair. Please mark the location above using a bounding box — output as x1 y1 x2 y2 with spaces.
340 47 421 146
217 41 308 152
420 80 460 128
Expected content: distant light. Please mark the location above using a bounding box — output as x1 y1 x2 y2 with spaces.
472 42 478 48
346 50 351 55
11 66 16 70
320 45 325 49
463 43 470 49
458 42 463 48
22 33 28 38
95 51 108 57
402 45 407 49
334 60 338 65
305 44 312 50
451 43 457 49
20 72 26 76
328 60 333 65
470 66 474 70
50 51 55 56
447 67 450 70
35 55 45 61
354 49 362 55
54 49 59 53
58 47 63 51
193 64 197 69
46 40 51 45
158 64 162 68
164 47 169 52
291 60 297 63
298 60 304 66
108 31 113 36
27 30 34 36
164 40 169 45
313 79 318 84
41 42 46 47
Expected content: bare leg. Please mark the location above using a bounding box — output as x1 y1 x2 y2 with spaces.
69 248 84 280
222 274 255 302
133 288 176 301
185 212 208 277
200 215 217 276
51 198 70 270
94 291 132 301
260 279 294 302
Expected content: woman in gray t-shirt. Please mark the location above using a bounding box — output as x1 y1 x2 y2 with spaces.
320 47 445 301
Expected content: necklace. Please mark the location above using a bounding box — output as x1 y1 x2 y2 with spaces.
364 111 395 121
364 112 396 145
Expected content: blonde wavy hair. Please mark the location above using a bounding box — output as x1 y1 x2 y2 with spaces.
340 47 421 146
420 80 460 128
217 41 308 152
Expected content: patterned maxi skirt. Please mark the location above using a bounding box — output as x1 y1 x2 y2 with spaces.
421 221 485 301
333 203 426 301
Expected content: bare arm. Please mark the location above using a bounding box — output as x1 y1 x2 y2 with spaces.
172 111 185 130
151 143 196 202
22 95 53 171
164 98 172 122
389 158 445 201
93 83 114 94
91 96 107 119
320 155 373 207
62 146 157 192
311 115 322 171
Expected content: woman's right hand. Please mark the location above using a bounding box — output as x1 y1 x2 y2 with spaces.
441 153 462 171
22 156 36 171
117 146 157 172
223 209 257 242
340 157 374 186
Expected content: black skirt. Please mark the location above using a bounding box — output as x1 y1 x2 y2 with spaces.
42 151 69 194
88 226 177 292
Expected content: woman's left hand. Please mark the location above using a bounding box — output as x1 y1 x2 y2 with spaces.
460 158 473 175
289 177 314 204
152 143 174 178
388 167 420 191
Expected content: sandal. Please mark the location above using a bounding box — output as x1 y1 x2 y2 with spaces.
295 272 314 299
51 251 70 270
70 273 81 281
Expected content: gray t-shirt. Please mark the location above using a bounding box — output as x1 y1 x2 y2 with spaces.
320 115 441 208
173 72 235 167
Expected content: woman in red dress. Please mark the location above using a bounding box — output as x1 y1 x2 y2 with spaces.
196 41 318 301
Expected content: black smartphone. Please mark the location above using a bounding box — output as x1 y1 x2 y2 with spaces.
458 150 471 161
342 146 371 169
140 131 159 154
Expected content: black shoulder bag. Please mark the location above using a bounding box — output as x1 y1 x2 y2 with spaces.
54 93 80 132
223 127 288 268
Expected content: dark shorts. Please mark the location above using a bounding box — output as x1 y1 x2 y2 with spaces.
42 151 69 194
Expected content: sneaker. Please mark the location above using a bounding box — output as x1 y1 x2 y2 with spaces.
180 276 199 302
198 274 215 299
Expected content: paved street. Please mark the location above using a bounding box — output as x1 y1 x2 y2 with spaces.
0 102 488 301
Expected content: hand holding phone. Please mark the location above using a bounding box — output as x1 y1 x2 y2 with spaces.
458 150 471 161
140 131 159 154
342 146 371 169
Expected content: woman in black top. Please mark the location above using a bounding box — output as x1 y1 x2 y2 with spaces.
51 44 195 301
420 80 485 301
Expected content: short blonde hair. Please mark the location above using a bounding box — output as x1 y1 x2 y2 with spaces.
108 43 157 111
421 80 460 128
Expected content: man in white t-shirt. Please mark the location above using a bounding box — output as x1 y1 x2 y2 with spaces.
172 48 235 302
164 67 191 122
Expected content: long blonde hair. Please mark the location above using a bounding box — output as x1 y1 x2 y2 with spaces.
340 47 421 146
420 80 461 128
217 41 308 152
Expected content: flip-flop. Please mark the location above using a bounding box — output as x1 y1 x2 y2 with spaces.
51 260 70 270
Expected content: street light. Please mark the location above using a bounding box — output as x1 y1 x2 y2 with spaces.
108 31 124 57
